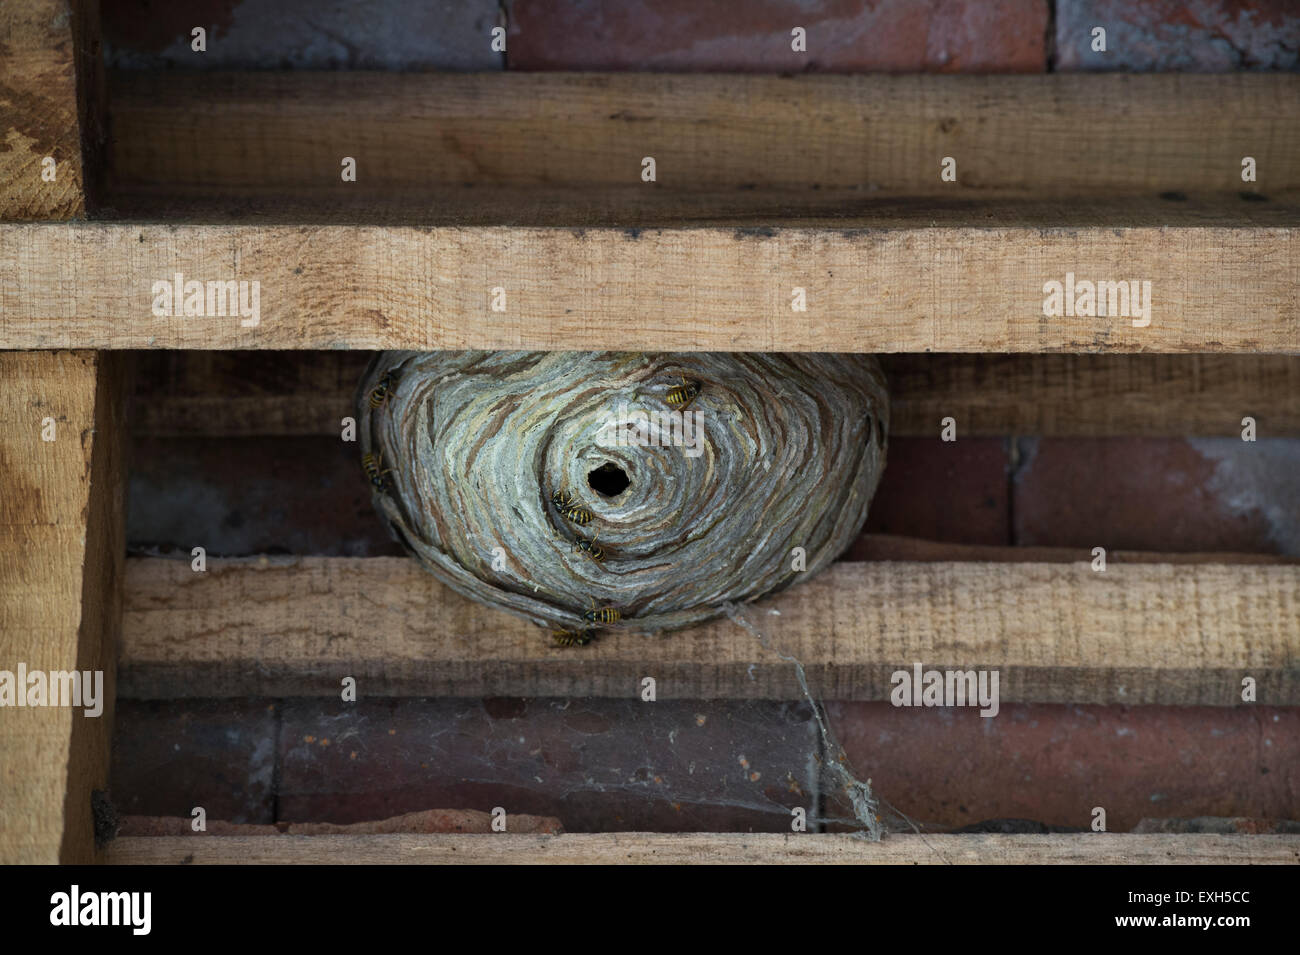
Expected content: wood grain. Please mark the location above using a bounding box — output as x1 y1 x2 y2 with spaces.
0 351 125 864
106 72 1300 195
128 352 1300 438
4 192 1298 352
0 0 100 219
104 832 1300 865
844 535 1300 565
118 555 1300 705
883 354 1300 437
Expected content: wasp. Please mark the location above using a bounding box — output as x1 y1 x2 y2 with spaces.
572 533 605 563
551 529 605 563
583 599 621 625
551 489 593 526
368 371 397 409
551 628 596 648
361 450 392 490
665 374 702 410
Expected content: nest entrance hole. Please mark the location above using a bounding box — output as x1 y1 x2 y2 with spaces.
588 462 630 498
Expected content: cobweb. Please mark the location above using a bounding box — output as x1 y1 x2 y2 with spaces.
723 602 891 840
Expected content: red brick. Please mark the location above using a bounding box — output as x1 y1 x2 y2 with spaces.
1012 437 1299 554
103 0 504 70
508 0 1048 72
1056 0 1300 71
824 702 1300 832
278 698 820 832
854 438 1011 548
110 700 279 824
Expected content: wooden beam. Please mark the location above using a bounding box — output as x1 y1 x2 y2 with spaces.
104 832 1300 865
106 72 1300 196
1 0 115 866
4 193 1298 352
844 535 1300 565
0 351 126 864
127 352 1300 438
0 0 101 219
883 354 1300 437
117 554 1300 705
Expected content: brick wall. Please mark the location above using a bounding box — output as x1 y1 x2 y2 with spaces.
103 1 1300 73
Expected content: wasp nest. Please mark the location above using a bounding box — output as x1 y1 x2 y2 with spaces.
358 352 888 640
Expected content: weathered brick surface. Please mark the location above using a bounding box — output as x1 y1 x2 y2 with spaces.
507 0 1048 72
825 702 1300 832
278 698 820 832
110 697 1300 834
1056 0 1300 71
858 438 1011 547
110 700 279 824
127 436 401 558
1013 438 1300 555
103 0 504 70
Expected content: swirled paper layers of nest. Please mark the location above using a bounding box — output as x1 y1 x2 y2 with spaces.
359 352 888 635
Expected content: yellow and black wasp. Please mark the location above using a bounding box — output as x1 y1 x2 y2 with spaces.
665 374 702 411
369 371 397 409
361 449 392 490
551 489 593 526
583 599 621 625
572 533 605 563
551 527 605 563
551 628 596 648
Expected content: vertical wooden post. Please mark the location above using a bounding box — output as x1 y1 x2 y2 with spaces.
1 0 117 864
0 0 102 220
0 352 126 863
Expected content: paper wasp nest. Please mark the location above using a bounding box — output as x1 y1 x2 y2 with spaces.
358 352 888 638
